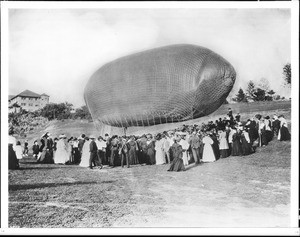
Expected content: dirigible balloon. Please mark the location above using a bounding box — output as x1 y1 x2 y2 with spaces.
84 44 236 128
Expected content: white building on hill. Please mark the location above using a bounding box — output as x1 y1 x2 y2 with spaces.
9 90 50 112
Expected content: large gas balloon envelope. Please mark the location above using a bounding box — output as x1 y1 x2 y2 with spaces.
84 44 236 133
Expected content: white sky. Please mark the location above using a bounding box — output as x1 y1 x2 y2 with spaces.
9 8 291 108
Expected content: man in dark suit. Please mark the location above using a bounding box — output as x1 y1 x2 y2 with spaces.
104 133 111 165
110 135 119 167
89 135 98 169
137 134 148 164
119 136 129 168
188 130 201 164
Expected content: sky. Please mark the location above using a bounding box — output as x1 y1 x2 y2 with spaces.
8 8 291 108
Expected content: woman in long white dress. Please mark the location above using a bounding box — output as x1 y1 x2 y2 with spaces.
202 132 216 162
155 134 166 165
54 135 69 164
79 137 91 167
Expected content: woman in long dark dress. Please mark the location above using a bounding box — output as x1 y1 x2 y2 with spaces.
128 136 139 165
231 128 242 156
246 118 258 145
264 116 273 143
137 135 148 164
240 128 252 156
258 119 268 146
8 129 19 170
37 132 54 164
146 134 156 165
168 137 185 172
278 116 291 141
210 131 220 160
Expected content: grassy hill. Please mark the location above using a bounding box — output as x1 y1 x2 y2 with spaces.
19 100 291 146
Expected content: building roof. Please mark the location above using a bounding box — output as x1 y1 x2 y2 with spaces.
9 90 41 101
18 90 41 97
40 93 50 97
9 90 50 101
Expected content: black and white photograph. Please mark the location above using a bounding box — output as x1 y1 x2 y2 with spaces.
1 1 299 235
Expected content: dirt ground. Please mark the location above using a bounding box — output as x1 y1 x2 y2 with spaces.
8 138 291 228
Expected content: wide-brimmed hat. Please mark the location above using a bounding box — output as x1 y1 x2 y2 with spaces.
89 135 96 139
41 132 50 138
59 134 65 139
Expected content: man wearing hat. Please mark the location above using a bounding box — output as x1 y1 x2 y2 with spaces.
164 131 175 163
96 136 106 166
89 135 100 169
188 130 202 164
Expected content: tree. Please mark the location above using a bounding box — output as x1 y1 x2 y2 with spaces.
265 90 275 101
283 63 291 86
253 88 266 101
258 77 270 91
246 80 256 101
74 105 92 120
273 94 281 101
233 88 248 102
40 102 74 120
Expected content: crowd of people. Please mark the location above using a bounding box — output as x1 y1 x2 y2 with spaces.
8 108 291 172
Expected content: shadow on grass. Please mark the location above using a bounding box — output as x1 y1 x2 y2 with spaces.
9 181 98 191
18 164 83 170
185 163 198 171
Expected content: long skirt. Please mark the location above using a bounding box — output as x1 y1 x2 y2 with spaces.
212 143 220 160
280 126 291 141
260 131 268 146
155 149 166 165
147 149 156 165
167 157 185 172
241 141 252 156
73 148 80 164
202 144 216 162
231 141 242 156
9 144 19 170
265 130 273 143
220 149 229 158
129 148 138 165
38 150 54 164
54 148 69 164
182 151 189 166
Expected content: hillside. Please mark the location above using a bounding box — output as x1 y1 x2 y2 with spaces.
18 100 291 146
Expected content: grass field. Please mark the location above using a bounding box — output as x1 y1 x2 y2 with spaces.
9 139 291 227
8 100 292 228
